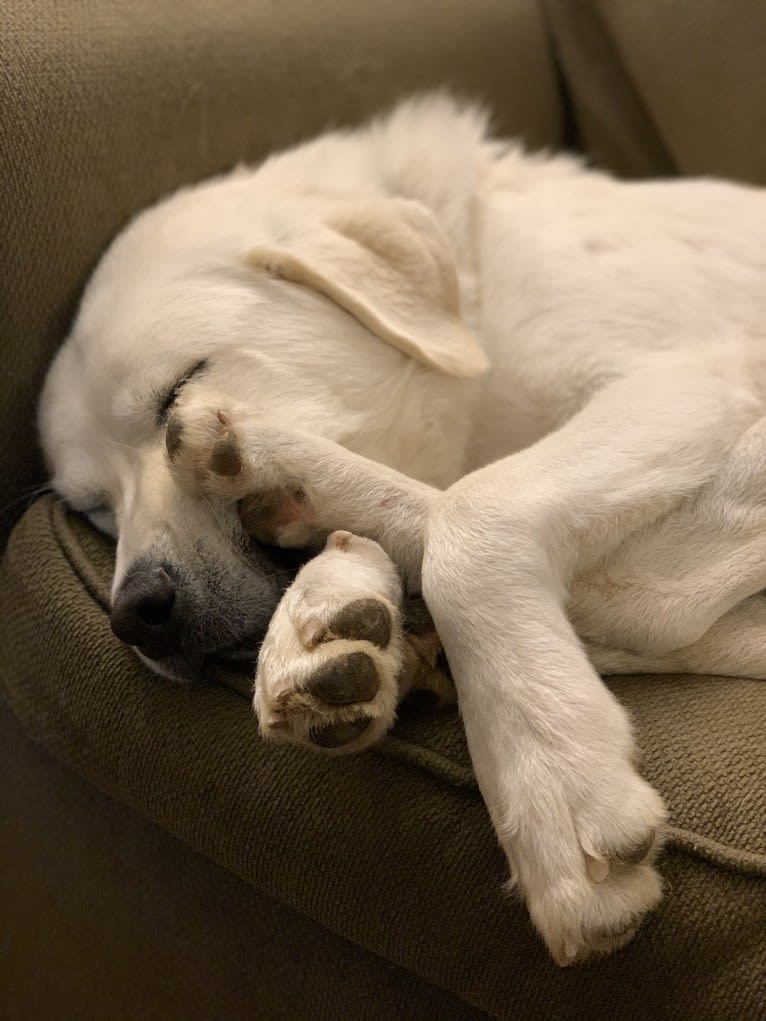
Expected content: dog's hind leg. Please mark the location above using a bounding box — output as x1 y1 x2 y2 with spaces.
587 592 766 679
569 416 766 657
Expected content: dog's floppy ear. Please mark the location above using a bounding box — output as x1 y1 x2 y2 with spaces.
246 199 488 378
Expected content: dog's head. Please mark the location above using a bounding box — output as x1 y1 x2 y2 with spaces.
39 179 486 681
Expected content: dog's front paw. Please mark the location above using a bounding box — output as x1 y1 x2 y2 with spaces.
166 393 252 497
254 531 406 752
166 396 319 546
511 763 666 966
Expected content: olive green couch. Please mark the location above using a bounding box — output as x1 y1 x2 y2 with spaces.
2 3 765 1019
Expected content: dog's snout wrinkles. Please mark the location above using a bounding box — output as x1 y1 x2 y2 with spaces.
111 565 180 657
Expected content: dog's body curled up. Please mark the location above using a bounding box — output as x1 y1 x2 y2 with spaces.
39 96 766 964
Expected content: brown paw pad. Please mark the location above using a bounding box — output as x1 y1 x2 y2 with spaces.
305 651 380 705
238 487 312 543
310 717 371 748
238 490 286 542
210 435 242 476
613 831 657 865
583 919 639 954
327 598 392 648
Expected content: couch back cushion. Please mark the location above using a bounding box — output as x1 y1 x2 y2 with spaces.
545 0 766 182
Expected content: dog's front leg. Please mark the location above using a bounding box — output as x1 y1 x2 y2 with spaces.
166 396 451 751
165 393 436 591
421 351 761 964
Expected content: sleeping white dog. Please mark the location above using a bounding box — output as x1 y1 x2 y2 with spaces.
39 95 766 966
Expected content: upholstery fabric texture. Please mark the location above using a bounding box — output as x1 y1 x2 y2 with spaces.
3 1 766 1019
1 702 489 1021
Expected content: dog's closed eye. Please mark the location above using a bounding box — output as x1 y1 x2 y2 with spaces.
157 359 209 424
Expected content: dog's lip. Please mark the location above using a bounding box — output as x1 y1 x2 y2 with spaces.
134 640 260 685
212 643 260 661
205 652 257 676
134 647 204 683
204 641 260 680
204 649 258 689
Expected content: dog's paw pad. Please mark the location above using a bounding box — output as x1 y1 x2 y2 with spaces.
256 594 405 754
304 650 381 705
309 717 372 748
325 598 393 648
210 433 242 476
165 398 255 500
238 486 316 546
610 830 658 865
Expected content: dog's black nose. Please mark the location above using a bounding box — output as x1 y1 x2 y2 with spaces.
110 564 180 657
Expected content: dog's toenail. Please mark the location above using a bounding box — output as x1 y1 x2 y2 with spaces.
305 651 380 704
327 598 392 648
585 853 610 883
210 435 242 476
552 939 580 967
309 717 371 748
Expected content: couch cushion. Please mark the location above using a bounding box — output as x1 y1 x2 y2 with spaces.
544 0 766 184
1 701 489 1021
2 496 765 1021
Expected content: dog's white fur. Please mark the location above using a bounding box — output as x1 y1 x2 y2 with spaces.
39 95 766 965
